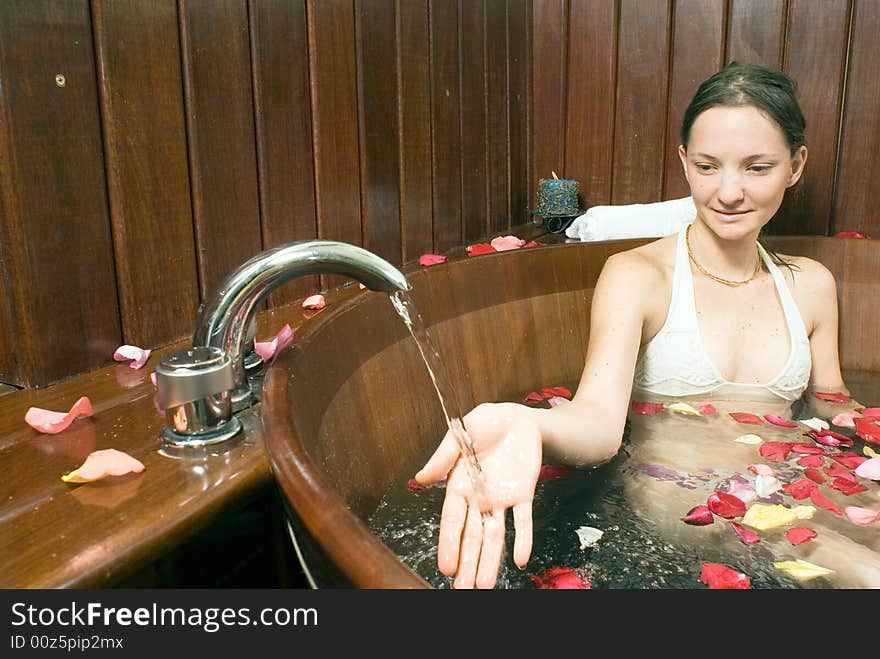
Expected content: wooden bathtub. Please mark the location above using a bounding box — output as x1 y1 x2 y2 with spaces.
261 236 880 588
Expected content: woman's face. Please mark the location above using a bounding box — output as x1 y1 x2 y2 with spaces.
678 104 807 241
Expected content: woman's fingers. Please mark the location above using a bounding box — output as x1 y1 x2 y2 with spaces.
437 488 467 577
452 505 484 589
415 431 460 485
512 501 534 569
475 510 505 589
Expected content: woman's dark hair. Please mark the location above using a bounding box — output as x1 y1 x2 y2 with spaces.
681 61 805 155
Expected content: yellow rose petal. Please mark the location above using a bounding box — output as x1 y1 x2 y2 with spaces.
740 503 798 530
668 402 701 416
773 559 834 581
790 505 816 520
734 434 763 445
864 446 879 459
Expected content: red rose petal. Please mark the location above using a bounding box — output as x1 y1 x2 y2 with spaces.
730 412 763 425
823 463 857 482
797 455 825 468
829 452 869 469
700 563 751 589
764 414 799 428
407 478 425 492
466 243 496 256
631 401 664 416
523 391 544 403
834 231 869 238
810 489 843 515
860 407 880 418
781 478 818 500
538 465 569 482
681 505 715 526
698 404 717 414
25 396 94 435
730 521 761 545
760 441 793 462
524 240 541 248
530 566 592 589
418 253 447 267
808 429 853 447
812 391 852 403
786 527 818 546
550 386 572 399
804 468 827 484
791 443 825 455
828 477 868 495
707 492 746 519
854 417 880 445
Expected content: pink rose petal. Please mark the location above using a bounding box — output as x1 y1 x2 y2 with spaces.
749 463 776 476
524 240 541 248
797 455 825 468
538 465 569 482
631 401 664 416
786 527 818 546
681 505 715 526
523 391 544 404
764 414 799 428
843 506 880 526
150 372 158 388
113 344 152 369
489 235 526 252
61 448 145 483
546 396 569 407
860 407 880 418
831 412 857 429
25 396 94 435
854 457 880 480
418 253 447 267
835 231 869 239
698 404 717 414
302 294 326 310
730 521 761 545
254 323 294 362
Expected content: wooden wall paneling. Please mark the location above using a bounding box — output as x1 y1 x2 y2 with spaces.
430 0 463 252
611 0 671 204
307 0 362 290
772 0 849 236
396 0 434 262
564 0 617 207
249 0 319 305
831 0 880 237
459 0 488 242
726 0 785 67
506 0 530 228
179 0 262 299
92 0 199 348
662 0 725 201
531 0 567 208
0 0 121 387
486 0 511 234
356 0 402 266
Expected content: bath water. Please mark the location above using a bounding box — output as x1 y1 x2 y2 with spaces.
368 381 880 589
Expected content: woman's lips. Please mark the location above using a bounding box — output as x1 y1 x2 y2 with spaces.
713 209 750 219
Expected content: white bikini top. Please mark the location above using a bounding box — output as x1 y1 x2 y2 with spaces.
632 224 812 402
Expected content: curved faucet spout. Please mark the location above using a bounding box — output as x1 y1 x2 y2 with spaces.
193 240 411 404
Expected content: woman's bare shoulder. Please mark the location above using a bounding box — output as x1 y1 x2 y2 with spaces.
779 254 838 293
601 234 676 284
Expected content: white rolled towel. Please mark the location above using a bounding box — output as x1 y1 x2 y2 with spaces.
565 196 696 242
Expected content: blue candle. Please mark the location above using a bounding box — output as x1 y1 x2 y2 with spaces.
536 177 579 216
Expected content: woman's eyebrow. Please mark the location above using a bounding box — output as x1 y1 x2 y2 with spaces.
689 152 780 162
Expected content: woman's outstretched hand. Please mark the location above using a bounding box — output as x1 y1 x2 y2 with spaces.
414 402 542 589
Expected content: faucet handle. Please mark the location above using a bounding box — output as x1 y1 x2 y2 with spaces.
155 346 242 448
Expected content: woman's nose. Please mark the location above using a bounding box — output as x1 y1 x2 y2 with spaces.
716 172 745 206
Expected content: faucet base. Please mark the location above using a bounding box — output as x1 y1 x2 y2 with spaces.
160 416 242 451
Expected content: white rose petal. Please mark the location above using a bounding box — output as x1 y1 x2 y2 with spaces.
575 526 604 550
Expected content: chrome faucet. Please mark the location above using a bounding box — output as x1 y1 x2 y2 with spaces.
155 240 410 451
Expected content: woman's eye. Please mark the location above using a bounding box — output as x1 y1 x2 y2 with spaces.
695 164 714 173
749 166 771 174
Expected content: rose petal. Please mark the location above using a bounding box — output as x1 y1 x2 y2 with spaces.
831 412 857 429
407 478 424 492
698 404 717 414
864 446 879 459
854 417 880 445
860 407 880 418
575 526 603 549
800 417 830 431
150 372 158 388
631 401 664 416
722 480 758 505
730 521 761 545
773 559 834 581
808 429 853 447
760 441 792 462
302 294 326 310
749 463 775 476
418 253 447 267
699 563 751 589
790 443 825 455
829 452 869 469
61 448 145 483
523 391 544 403
538 465 569 482
781 478 818 500
740 503 798 530
854 457 880 480
823 462 857 482
843 506 880 526
524 240 541 248
466 243 496 256
734 433 763 445
828 477 868 495
253 323 294 362
755 474 782 497
112 344 152 369
681 505 715 526
797 455 825 468
530 566 591 589
764 414 799 428
25 396 94 435
810 489 843 515
707 492 746 519
549 386 572 399
835 231 869 238
812 391 852 403
489 235 526 252
803 468 826 484
730 412 763 425
546 396 569 407
791 505 816 520
669 402 701 416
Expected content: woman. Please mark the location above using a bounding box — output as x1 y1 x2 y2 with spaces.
415 62 875 589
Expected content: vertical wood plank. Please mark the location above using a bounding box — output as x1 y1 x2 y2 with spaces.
0 0 121 386
459 0 488 241
179 0 262 299
832 0 880 236
727 0 785 66
531 0 567 208
396 0 434 261
507 0 530 228
486 0 511 233
612 0 671 203
250 0 319 304
663 0 725 200
773 0 848 236
308 0 362 289
430 0 463 251
564 0 617 207
92 0 199 346
356 0 401 265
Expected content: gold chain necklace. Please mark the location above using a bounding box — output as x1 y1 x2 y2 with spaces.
685 224 762 287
